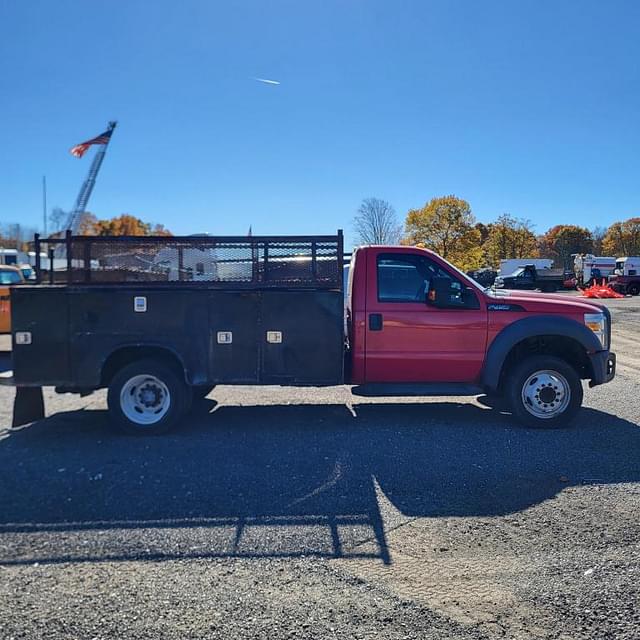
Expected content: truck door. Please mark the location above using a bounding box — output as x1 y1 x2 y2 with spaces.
364 250 488 383
515 267 536 289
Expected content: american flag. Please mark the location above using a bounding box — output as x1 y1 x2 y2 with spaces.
69 128 113 158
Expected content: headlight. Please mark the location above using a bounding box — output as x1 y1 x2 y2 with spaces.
584 313 607 349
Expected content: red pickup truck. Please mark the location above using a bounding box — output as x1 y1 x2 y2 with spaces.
3 233 616 434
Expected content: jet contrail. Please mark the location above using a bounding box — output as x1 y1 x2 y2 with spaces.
253 77 281 85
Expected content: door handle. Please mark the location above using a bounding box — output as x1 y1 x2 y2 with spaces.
369 313 383 331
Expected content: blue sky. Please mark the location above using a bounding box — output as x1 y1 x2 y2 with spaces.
1 0 639 248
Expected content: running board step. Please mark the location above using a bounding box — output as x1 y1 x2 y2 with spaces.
351 383 483 397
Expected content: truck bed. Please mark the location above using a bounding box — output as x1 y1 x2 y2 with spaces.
11 233 346 389
533 269 565 281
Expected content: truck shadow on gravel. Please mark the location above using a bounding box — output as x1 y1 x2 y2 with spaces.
0 401 638 566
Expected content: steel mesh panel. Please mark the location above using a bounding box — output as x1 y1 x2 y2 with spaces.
41 235 342 288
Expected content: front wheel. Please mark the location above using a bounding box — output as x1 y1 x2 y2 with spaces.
506 356 583 428
107 359 189 435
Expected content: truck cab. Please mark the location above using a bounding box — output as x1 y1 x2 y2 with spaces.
347 246 614 427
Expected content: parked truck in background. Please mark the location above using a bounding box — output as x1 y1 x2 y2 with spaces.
609 257 640 295
493 264 566 292
498 258 553 277
0 232 615 434
573 254 617 287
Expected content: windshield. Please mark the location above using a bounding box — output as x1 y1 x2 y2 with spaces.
427 252 485 293
0 270 22 285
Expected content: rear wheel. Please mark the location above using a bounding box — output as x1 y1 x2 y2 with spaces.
628 283 640 296
107 359 188 435
506 355 583 428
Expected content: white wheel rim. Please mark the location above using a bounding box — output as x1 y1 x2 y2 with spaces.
120 374 171 426
521 369 571 419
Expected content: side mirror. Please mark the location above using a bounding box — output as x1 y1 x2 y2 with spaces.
427 277 478 309
426 277 456 308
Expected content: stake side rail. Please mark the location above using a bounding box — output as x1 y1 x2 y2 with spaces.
32 231 345 291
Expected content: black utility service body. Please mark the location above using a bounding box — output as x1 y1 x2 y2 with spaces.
10 232 345 392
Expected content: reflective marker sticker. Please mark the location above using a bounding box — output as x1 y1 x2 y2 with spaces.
134 296 147 312
217 331 233 344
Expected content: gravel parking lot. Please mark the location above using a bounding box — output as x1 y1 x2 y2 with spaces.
0 293 639 639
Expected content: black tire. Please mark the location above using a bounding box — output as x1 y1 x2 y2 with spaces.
628 283 640 296
107 358 189 435
506 355 583 429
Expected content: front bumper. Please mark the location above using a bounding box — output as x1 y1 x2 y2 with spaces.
588 350 616 387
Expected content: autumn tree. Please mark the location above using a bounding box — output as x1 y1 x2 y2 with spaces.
353 197 402 245
538 225 593 268
403 195 483 270
483 214 538 267
591 226 608 255
78 214 172 236
77 213 99 235
602 217 640 256
474 222 492 246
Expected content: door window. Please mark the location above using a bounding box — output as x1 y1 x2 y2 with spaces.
377 254 457 302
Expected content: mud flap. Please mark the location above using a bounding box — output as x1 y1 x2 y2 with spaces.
13 387 45 427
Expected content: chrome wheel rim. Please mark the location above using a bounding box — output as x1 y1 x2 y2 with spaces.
120 374 171 425
521 369 571 419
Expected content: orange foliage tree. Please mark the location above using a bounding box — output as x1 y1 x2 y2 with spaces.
78 213 172 236
538 225 593 268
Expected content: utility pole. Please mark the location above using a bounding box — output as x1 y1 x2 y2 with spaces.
42 176 47 236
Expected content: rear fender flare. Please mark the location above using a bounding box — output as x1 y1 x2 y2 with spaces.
481 315 601 391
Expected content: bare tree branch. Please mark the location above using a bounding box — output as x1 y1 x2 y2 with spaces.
353 197 402 245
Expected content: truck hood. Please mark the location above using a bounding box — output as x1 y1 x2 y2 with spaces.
487 288 606 314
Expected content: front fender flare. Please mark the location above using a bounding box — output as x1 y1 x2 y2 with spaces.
481 315 601 391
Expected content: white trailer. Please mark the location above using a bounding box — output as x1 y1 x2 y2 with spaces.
499 258 553 276
573 254 617 285
0 248 29 266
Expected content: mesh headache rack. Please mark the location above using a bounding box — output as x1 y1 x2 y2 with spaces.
34 230 344 290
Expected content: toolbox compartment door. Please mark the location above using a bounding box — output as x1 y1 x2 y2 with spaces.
11 287 71 385
209 292 260 383
260 290 343 385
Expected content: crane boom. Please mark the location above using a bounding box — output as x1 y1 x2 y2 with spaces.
63 121 117 232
